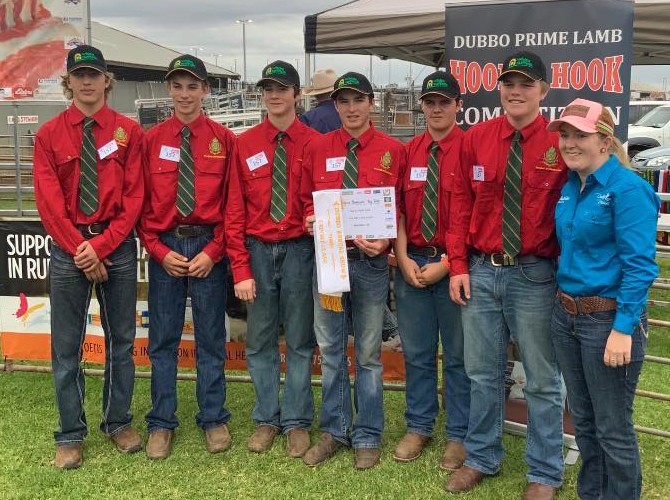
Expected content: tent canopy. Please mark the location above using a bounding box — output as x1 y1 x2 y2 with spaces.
304 0 670 67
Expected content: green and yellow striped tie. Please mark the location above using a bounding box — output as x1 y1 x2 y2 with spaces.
177 126 195 217
79 117 98 215
270 132 287 223
502 130 522 257
421 141 440 242
342 138 359 189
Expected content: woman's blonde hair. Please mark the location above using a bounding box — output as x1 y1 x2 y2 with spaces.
60 71 116 100
597 106 629 167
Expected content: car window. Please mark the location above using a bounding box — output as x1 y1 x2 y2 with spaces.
635 107 670 128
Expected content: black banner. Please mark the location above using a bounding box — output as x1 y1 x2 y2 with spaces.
444 0 633 140
0 220 50 297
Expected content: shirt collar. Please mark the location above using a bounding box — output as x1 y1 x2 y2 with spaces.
500 113 545 140
67 103 113 128
590 155 619 186
169 113 206 138
263 116 300 143
337 122 376 148
423 126 462 154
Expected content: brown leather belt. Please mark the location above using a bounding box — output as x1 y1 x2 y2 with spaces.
407 244 445 257
77 221 110 238
479 252 543 267
165 224 215 239
558 290 617 315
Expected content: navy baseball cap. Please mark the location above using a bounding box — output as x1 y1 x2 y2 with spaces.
331 72 374 99
257 60 300 87
166 54 208 81
67 45 107 73
420 71 461 100
498 51 547 81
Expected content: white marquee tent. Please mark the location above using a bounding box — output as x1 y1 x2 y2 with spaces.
304 0 670 67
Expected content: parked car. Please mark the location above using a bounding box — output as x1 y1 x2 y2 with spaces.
628 100 670 125
627 105 670 159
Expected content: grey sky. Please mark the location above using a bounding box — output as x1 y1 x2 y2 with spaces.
92 1 669 92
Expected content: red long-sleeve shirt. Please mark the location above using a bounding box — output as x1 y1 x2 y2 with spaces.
225 118 319 283
447 114 567 276
137 114 234 264
33 103 144 259
301 124 405 227
402 126 463 249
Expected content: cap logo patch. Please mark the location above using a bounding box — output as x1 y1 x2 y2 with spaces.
174 59 196 69
74 52 98 62
426 78 449 89
266 66 287 76
508 57 533 69
338 77 360 88
562 104 589 118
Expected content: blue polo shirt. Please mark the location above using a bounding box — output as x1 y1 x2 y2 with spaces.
555 155 660 334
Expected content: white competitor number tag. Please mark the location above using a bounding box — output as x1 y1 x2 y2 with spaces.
326 157 346 172
98 139 118 160
246 151 268 171
159 145 180 162
410 167 428 182
473 165 485 181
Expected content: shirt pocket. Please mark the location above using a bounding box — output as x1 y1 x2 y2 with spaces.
241 164 272 194
195 158 226 201
53 149 79 198
149 159 178 218
365 168 397 188
525 172 564 221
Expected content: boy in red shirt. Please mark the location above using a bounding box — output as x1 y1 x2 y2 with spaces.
225 61 319 457
34 45 144 469
138 55 234 460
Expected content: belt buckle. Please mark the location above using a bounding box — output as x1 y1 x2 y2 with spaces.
87 224 101 236
174 225 187 238
426 246 438 258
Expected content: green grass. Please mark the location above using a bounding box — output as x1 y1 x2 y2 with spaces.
1 260 669 499
0 369 668 500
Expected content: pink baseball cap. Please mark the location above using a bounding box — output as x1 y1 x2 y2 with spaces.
547 98 614 136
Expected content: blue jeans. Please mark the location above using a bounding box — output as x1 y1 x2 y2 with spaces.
461 253 564 487
245 236 315 431
49 240 138 444
313 252 388 448
395 254 470 440
552 298 646 500
146 232 230 432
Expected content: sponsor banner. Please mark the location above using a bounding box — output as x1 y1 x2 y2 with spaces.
0 220 406 380
444 0 633 140
0 332 406 381
0 0 89 100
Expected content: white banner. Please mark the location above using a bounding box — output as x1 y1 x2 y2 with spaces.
0 0 89 100
313 190 349 295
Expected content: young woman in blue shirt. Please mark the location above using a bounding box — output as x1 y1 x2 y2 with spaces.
548 98 659 500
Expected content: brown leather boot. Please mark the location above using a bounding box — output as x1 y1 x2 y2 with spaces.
247 425 279 453
393 432 431 462
445 465 487 493
146 429 174 460
440 440 466 471
286 428 310 458
205 423 232 453
354 447 381 470
303 432 345 466
522 483 557 500
54 443 83 469
110 427 143 454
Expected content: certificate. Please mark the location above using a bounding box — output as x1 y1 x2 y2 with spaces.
340 187 397 240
